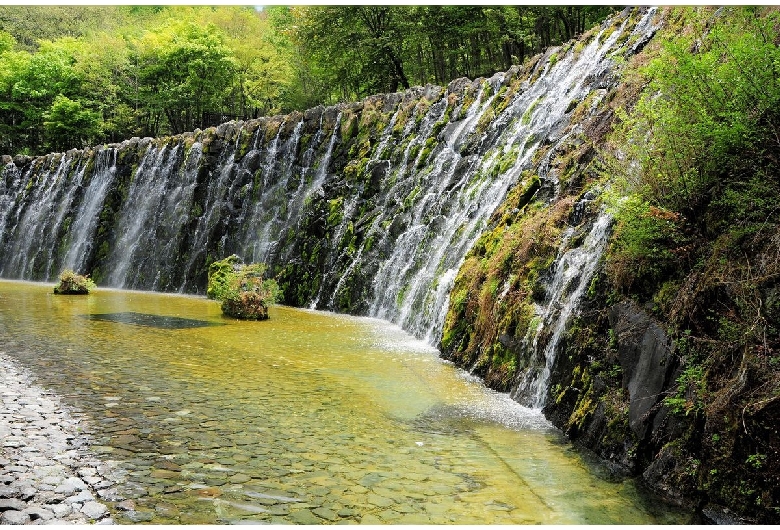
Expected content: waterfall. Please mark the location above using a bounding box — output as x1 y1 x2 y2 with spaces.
105 142 203 291
511 209 612 407
0 9 656 376
62 149 118 274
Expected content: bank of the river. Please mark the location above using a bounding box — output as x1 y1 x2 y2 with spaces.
0 351 115 524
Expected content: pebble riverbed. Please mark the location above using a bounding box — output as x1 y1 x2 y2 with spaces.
0 351 116 525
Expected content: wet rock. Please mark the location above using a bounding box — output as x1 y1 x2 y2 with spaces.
360 513 382 524
312 507 338 521
123 509 155 523
366 493 394 508
608 301 674 438
115 499 136 512
289 508 321 524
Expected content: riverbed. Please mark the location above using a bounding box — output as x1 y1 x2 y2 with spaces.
0 280 691 524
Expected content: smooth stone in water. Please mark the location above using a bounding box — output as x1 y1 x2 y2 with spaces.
366 493 394 508
289 509 322 524
123 510 155 523
312 507 338 521
115 500 136 512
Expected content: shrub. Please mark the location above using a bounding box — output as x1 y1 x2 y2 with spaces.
207 257 282 320
53 269 96 295
206 255 241 300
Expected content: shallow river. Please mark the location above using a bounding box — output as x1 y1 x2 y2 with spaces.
0 280 690 524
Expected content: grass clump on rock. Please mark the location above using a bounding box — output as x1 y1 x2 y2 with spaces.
207 256 282 320
53 269 95 295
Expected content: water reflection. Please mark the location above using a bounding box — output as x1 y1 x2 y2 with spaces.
0 280 691 524
86 312 221 329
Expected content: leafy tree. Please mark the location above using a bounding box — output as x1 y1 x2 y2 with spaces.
0 30 14 54
133 19 237 135
209 6 293 117
284 6 614 103
0 5 616 154
0 6 121 52
5 39 82 151
43 94 102 151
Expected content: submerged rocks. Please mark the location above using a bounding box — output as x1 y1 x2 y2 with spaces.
0 351 114 524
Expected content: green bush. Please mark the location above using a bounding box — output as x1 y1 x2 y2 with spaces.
207 256 282 320
613 7 780 214
206 255 241 300
53 269 95 295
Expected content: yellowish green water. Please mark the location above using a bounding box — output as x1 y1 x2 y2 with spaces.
0 280 690 524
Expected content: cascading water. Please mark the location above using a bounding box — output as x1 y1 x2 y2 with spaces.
511 209 613 407
0 148 119 281
105 141 203 291
0 9 658 412
0 155 77 280
61 149 118 275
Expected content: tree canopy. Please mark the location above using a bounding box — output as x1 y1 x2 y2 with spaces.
0 5 615 155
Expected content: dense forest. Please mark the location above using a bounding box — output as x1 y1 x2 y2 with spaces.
0 5 614 155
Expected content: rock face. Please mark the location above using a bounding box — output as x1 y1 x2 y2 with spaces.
609 301 674 440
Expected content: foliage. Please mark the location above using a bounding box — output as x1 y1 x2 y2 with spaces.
605 194 689 298
132 19 237 136
0 5 616 154
613 6 780 217
601 7 780 521
207 256 282 320
0 6 297 154
53 269 95 295
281 6 615 103
206 254 241 300
663 363 706 416
43 94 102 152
